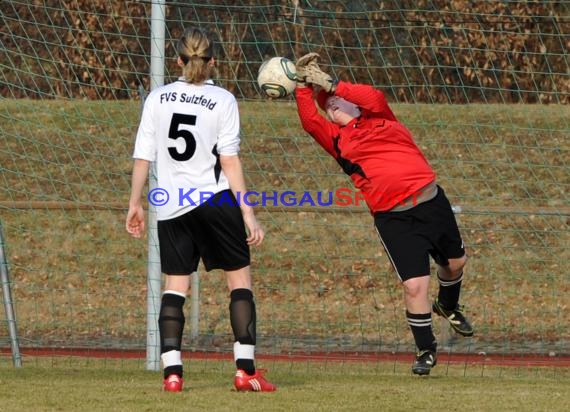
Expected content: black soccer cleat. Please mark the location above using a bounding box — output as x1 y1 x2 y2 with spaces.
412 349 437 376
433 299 474 337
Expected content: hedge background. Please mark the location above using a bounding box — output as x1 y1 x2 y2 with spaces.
2 0 569 103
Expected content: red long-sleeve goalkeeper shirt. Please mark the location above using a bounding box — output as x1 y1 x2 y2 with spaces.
295 81 436 213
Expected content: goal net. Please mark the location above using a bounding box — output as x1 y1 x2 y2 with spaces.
1 1 568 368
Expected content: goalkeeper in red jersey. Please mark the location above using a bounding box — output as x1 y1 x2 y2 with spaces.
294 53 474 375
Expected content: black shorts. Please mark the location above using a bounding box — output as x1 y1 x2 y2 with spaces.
157 190 250 274
373 186 465 281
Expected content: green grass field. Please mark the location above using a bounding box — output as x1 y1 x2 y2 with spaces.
0 358 569 412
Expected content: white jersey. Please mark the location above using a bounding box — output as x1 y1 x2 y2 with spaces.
133 79 240 220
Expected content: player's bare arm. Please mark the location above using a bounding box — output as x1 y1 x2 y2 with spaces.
126 158 150 238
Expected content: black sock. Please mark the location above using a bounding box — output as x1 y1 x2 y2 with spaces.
159 293 185 379
406 311 437 351
437 272 463 310
164 365 183 378
230 288 256 375
236 359 255 375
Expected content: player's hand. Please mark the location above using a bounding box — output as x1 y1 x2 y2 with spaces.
304 64 337 93
126 205 145 238
242 211 264 246
295 52 321 88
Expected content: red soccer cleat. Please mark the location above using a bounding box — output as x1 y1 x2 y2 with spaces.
234 369 277 392
163 374 184 392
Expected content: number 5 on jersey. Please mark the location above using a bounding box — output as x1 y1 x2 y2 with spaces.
168 113 197 161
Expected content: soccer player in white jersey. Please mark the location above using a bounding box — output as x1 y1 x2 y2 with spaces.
125 27 276 393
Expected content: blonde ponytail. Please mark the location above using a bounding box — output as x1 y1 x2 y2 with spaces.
176 27 215 84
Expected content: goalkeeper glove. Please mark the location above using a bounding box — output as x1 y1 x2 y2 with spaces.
295 52 321 88
304 64 337 93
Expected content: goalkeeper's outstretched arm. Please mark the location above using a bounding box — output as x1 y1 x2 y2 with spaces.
333 81 398 121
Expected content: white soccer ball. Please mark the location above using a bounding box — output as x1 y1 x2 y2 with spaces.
257 57 297 98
